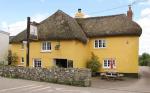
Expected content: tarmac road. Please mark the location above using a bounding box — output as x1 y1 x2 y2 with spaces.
0 66 150 93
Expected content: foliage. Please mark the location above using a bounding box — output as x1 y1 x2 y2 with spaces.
7 50 18 65
86 52 100 73
139 53 150 66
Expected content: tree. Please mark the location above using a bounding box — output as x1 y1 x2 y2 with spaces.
139 53 150 66
86 52 100 74
7 50 18 65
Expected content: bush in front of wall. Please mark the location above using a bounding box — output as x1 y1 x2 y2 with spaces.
86 52 100 76
7 50 18 66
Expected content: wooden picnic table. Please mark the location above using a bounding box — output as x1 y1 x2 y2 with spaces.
101 72 124 80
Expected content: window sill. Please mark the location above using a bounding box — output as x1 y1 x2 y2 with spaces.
103 67 110 69
41 50 52 53
94 47 106 49
103 67 116 69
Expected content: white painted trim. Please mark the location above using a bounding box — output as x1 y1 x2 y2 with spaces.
103 59 109 69
40 50 52 53
32 59 34 67
33 58 42 67
41 41 52 52
103 58 116 69
94 39 107 49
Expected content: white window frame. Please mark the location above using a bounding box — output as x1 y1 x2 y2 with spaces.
94 39 106 48
41 41 51 52
103 58 116 69
21 57 24 64
33 58 42 67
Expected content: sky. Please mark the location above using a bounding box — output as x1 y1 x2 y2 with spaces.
0 0 150 54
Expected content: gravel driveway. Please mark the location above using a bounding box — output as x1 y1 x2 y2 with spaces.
92 66 150 93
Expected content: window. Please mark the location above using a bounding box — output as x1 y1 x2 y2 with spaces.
94 40 106 48
103 59 116 68
34 59 41 67
42 42 51 51
21 57 24 63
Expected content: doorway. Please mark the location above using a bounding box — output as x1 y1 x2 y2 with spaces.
53 59 73 68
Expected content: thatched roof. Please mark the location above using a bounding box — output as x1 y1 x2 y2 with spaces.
76 14 142 37
37 10 87 43
10 30 27 43
9 36 15 41
10 10 142 44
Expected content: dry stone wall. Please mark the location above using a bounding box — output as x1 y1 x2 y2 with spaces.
0 66 91 87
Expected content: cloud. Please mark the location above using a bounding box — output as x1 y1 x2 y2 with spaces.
136 8 150 54
0 13 49 36
137 0 150 5
84 14 90 18
141 8 150 17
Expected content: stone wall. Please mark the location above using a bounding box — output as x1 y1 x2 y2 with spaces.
0 66 91 87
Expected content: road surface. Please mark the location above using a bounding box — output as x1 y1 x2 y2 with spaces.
0 66 150 93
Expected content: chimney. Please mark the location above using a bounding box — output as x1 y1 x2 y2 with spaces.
75 8 85 18
78 8 82 13
127 5 133 20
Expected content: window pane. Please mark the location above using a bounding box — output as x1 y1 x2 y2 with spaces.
22 57 24 63
103 40 106 47
47 42 51 50
44 42 47 50
104 60 107 67
34 59 41 67
42 42 45 50
108 60 110 67
95 40 98 48
42 42 51 51
99 40 102 48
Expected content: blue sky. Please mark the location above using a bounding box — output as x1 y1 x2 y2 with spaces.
0 0 147 23
0 0 150 54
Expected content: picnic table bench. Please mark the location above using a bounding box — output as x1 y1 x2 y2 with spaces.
101 72 124 80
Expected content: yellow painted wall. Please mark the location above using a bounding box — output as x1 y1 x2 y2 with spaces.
10 36 139 73
10 40 89 68
89 36 139 73
10 43 26 66
29 40 89 68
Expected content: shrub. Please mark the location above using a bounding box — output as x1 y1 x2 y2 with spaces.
139 53 150 66
7 50 18 65
86 52 100 73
